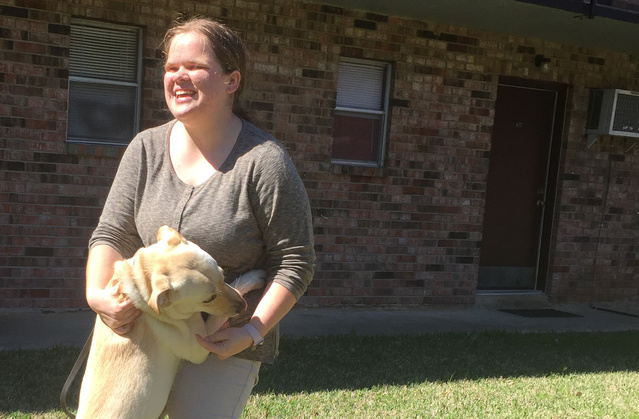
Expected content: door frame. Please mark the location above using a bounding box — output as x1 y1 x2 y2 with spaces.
482 76 567 293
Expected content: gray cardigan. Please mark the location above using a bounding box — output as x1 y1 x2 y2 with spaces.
89 119 315 363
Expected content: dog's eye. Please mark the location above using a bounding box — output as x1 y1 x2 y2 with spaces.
203 294 217 303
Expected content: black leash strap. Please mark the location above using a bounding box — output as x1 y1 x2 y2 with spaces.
60 327 94 419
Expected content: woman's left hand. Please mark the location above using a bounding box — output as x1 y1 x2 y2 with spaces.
196 326 253 360
198 283 297 360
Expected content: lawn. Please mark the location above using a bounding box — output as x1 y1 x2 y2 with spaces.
2 331 639 418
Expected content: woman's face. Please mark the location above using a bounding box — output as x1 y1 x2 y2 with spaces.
163 31 238 123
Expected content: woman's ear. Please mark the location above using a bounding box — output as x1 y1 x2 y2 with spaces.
225 70 241 94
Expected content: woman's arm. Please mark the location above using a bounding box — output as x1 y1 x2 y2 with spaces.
197 281 296 359
86 131 155 334
86 244 141 335
197 138 314 359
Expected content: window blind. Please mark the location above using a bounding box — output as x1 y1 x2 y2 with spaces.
69 23 139 82
336 61 385 111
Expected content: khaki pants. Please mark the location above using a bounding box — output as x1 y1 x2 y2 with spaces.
165 355 261 419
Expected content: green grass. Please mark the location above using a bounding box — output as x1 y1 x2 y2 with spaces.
2 331 639 418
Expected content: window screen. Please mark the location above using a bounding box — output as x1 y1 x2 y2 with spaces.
67 20 142 145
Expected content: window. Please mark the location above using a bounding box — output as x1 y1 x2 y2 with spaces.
67 19 142 146
331 58 391 167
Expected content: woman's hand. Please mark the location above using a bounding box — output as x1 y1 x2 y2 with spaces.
86 244 141 335
196 326 254 360
197 283 299 359
87 281 141 335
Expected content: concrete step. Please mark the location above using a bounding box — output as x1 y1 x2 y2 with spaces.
475 291 551 310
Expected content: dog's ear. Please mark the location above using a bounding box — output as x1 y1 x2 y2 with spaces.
157 225 186 249
148 272 174 315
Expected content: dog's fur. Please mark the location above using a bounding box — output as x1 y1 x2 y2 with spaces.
76 226 265 419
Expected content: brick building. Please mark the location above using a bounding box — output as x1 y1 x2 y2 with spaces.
1 0 638 310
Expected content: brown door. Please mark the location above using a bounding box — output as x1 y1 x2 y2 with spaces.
478 79 564 290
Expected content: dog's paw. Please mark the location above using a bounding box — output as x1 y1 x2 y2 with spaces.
233 270 267 293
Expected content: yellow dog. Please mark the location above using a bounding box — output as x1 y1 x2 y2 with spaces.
77 226 264 418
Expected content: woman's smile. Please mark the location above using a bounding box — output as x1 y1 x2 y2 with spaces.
174 89 197 102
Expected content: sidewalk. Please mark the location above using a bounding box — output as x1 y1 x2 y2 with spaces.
1 302 638 350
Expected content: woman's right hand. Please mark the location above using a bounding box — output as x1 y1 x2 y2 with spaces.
88 282 141 335
86 244 142 335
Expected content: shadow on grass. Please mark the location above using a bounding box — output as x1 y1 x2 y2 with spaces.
2 331 639 413
254 331 639 394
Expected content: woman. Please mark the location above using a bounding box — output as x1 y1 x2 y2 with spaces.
85 17 315 418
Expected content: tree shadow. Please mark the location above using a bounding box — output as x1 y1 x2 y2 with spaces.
254 331 639 394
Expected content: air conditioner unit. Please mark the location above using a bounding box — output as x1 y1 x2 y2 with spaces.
585 89 639 147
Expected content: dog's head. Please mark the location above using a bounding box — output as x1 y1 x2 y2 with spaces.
116 226 247 320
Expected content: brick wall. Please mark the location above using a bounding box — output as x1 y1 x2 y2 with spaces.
1 0 638 310
551 136 639 303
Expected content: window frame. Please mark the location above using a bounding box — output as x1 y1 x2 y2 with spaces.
67 18 143 146
331 57 392 168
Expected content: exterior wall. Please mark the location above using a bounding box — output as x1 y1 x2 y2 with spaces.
1 0 638 310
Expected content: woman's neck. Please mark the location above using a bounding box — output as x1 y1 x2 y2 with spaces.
169 114 242 186
178 113 242 168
